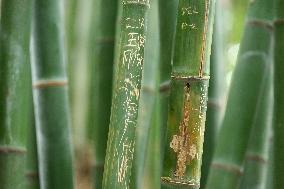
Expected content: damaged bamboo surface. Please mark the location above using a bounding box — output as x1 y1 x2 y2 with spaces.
162 0 215 188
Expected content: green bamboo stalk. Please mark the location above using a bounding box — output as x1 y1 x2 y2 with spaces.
25 109 40 189
102 0 150 188
265 134 274 189
86 0 118 188
31 0 74 188
273 0 284 187
240 71 273 189
0 0 32 188
158 0 179 161
205 0 274 188
131 0 160 187
65 0 78 105
200 0 225 187
161 0 215 188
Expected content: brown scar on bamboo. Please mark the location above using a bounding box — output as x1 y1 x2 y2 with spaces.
170 83 197 178
199 0 210 77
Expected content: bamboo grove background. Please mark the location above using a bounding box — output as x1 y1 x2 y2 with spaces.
0 0 283 189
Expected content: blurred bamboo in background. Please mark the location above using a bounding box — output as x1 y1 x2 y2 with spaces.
273 0 284 188
31 0 74 188
0 0 32 188
86 0 118 188
206 0 274 188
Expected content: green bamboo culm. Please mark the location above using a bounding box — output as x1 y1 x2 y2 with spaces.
31 0 74 188
273 0 284 188
131 0 160 188
200 0 225 187
87 0 118 188
206 0 274 188
158 0 179 161
161 0 215 188
102 0 150 188
0 0 32 188
239 73 273 188
25 109 40 189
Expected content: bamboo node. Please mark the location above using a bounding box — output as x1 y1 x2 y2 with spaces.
161 177 199 187
247 19 274 31
211 162 244 176
0 146 27 154
33 79 68 89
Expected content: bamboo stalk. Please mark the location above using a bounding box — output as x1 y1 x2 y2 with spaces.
65 0 78 106
0 0 32 188
102 0 150 188
273 0 284 187
158 0 179 161
25 109 40 189
240 71 273 188
200 0 225 187
31 0 74 188
131 0 160 187
205 0 274 188
86 0 118 188
161 0 216 188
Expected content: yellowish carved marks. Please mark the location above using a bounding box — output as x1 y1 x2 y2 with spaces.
170 84 197 178
117 141 134 184
122 0 150 7
181 6 199 30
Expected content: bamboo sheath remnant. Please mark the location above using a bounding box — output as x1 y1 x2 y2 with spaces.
103 0 150 188
162 0 215 188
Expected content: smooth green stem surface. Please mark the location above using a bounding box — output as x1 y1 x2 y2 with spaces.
158 0 179 167
132 0 160 188
102 1 150 188
162 0 215 188
32 0 74 188
26 109 40 189
87 0 118 188
200 0 225 187
273 0 284 187
0 0 32 188
206 0 274 188
240 72 273 189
